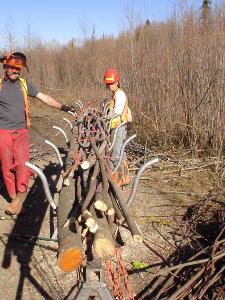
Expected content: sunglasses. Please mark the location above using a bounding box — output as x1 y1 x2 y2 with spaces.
7 65 21 71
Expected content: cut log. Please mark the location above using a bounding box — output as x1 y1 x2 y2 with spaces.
83 210 99 233
93 211 116 260
58 234 83 272
80 153 96 170
94 200 108 212
82 161 99 211
109 190 124 221
94 182 108 212
57 179 83 272
107 173 143 242
66 126 79 167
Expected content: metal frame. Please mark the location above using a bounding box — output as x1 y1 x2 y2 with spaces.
25 162 57 209
66 259 114 300
52 126 69 144
44 139 64 167
112 134 136 174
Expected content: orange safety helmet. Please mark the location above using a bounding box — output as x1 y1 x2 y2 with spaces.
103 68 119 84
1 52 28 70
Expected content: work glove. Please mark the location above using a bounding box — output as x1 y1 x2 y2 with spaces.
60 104 75 113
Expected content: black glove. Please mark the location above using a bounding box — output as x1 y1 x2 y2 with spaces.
60 104 75 112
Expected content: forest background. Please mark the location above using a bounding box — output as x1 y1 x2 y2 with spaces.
1 1 225 155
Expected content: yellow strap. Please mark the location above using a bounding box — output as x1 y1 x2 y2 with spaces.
0 77 28 94
19 77 31 127
19 77 28 93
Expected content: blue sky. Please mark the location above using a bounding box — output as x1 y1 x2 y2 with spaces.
0 0 218 47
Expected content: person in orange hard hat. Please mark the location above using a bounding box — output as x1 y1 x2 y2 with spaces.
0 51 75 215
103 68 131 186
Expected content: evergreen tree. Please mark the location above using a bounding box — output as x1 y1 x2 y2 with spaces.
201 0 212 25
145 19 150 26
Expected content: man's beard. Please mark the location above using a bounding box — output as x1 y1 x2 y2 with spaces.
6 72 20 82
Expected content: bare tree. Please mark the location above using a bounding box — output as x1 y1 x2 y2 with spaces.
201 0 212 28
19 1 225 155
3 20 17 50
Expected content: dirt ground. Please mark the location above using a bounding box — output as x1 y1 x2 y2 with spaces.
0 109 224 299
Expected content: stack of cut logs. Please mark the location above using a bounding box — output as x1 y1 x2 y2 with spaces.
57 107 142 272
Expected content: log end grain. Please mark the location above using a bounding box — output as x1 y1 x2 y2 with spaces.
58 248 83 272
81 161 90 170
94 237 115 260
107 208 115 216
94 200 108 212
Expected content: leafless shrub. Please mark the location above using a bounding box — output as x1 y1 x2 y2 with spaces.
1 4 224 155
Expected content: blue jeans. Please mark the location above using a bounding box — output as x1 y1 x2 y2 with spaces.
110 125 127 167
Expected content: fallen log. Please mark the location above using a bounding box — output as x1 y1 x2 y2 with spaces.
94 182 108 212
57 179 83 272
107 173 143 242
82 209 99 233
93 210 116 260
82 161 100 211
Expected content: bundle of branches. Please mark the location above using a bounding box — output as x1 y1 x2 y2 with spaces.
56 107 142 273
141 199 225 300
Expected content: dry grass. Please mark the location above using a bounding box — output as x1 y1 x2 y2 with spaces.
1 4 225 155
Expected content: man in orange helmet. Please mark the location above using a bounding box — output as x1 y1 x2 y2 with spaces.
103 68 131 186
0 52 75 215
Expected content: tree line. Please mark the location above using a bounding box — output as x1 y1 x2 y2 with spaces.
1 2 225 155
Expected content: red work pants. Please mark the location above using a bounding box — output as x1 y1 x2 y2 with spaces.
0 128 32 199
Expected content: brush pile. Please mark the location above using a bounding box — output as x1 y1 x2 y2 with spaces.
56 106 143 274
140 198 225 300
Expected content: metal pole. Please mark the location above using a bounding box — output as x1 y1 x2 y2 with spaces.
44 139 63 167
76 100 84 108
25 162 57 210
52 126 69 144
109 122 125 151
75 101 82 109
127 158 160 207
68 111 77 117
63 117 73 130
112 134 136 174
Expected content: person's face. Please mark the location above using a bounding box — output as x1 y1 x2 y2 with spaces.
6 66 21 81
106 81 118 92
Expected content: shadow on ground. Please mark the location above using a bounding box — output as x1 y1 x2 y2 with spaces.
1 162 63 300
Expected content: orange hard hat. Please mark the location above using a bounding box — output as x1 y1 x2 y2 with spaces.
103 68 119 84
4 52 27 69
